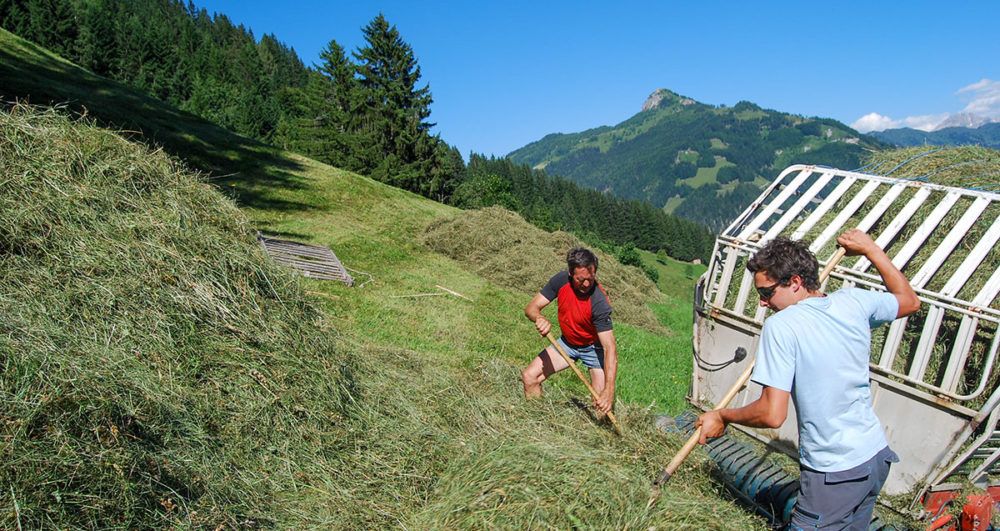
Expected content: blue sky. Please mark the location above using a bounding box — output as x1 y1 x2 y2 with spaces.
195 0 1000 159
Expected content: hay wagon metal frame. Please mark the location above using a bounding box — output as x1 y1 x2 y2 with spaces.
690 163 1000 511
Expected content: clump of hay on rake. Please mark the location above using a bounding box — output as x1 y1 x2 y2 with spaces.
422 206 666 333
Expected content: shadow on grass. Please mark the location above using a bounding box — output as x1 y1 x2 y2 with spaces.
0 32 319 214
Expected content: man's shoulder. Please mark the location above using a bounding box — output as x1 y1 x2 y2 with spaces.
540 271 569 299
763 304 808 333
546 271 569 287
591 284 611 306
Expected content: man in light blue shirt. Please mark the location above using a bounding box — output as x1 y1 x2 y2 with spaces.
696 229 920 530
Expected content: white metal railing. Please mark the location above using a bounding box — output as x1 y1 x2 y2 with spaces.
705 164 1000 402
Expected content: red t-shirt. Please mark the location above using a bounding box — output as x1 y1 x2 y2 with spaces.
539 271 613 346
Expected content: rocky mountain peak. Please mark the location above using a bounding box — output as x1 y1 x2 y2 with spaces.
933 112 999 131
642 89 680 111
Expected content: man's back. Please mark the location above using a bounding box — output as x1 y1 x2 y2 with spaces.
753 288 898 471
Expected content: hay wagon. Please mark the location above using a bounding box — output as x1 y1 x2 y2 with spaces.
690 161 1000 524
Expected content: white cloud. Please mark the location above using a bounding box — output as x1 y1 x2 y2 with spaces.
852 79 1000 132
957 78 1000 118
851 112 898 132
851 112 947 133
900 113 950 131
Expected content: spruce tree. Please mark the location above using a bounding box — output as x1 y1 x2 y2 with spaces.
291 39 362 171
352 13 438 192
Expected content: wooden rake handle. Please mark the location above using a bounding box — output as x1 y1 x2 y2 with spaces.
545 333 624 436
654 247 847 484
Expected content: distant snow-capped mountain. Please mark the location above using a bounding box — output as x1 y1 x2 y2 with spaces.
933 112 999 131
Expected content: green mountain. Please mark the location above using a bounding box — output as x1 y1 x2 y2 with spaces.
508 89 889 230
872 122 1000 149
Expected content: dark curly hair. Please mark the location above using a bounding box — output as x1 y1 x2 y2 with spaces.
567 247 598 272
746 237 820 290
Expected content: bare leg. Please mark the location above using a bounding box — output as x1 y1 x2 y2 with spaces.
588 367 606 395
522 345 569 398
589 367 607 417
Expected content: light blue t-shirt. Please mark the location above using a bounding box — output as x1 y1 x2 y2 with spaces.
751 288 898 472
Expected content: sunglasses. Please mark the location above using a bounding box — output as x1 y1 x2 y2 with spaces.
756 279 785 300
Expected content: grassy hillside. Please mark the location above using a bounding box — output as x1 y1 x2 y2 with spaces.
0 28 298 214
0 29 768 528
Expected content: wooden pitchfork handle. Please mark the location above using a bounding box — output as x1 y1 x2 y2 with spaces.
545 332 624 436
654 247 846 484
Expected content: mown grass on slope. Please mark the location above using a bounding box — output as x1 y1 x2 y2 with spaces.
0 105 354 527
183 117 763 524
421 206 666 333
1 105 766 528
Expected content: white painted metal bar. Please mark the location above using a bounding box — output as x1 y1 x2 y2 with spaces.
855 183 907 233
767 170 834 239
721 166 802 237
809 180 882 254
736 169 815 240
853 187 933 273
889 190 963 271
922 396 1000 505
948 328 1000 401
790 176 857 241
938 216 1000 392
878 190 965 371
733 171 829 315
969 446 1000 485
713 247 742 309
907 197 992 381
942 266 1000 397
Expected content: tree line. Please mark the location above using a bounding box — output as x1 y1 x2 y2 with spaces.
0 0 715 264
454 155 715 264
0 0 461 199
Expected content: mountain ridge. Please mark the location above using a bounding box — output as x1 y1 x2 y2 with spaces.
507 88 888 230
872 121 1000 149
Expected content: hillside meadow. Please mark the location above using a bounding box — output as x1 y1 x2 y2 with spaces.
0 104 762 528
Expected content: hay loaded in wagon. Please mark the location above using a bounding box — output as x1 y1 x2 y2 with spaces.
678 149 1000 527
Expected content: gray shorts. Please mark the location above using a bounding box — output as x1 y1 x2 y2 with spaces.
789 446 899 530
556 336 605 370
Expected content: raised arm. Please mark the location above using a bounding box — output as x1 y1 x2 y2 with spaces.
837 228 921 318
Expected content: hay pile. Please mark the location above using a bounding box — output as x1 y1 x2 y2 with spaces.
422 206 666 333
863 145 999 191
0 105 351 527
858 147 1000 399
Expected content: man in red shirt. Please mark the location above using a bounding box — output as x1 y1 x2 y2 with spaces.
522 247 618 414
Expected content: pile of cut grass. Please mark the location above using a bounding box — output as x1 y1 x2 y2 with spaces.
301 339 767 529
423 206 666 333
0 105 353 528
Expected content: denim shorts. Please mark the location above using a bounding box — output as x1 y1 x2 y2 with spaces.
557 336 605 369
